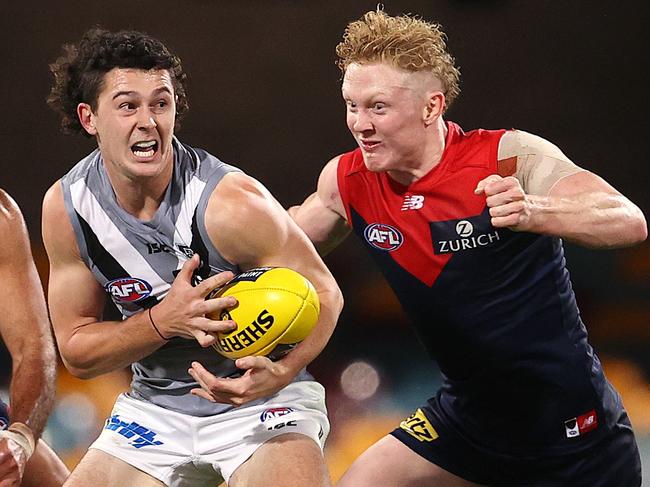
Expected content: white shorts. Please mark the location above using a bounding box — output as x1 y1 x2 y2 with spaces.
89 381 329 486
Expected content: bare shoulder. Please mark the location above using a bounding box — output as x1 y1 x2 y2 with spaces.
318 155 342 193
42 180 66 219
205 171 296 266
207 171 277 227
206 171 284 241
42 181 69 239
317 155 345 216
319 155 342 179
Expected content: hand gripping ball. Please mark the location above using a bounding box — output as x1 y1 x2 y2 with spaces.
208 267 320 360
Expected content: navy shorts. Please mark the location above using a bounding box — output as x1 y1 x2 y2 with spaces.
391 400 641 486
0 399 9 430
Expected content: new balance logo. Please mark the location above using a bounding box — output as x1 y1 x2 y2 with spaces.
401 195 424 210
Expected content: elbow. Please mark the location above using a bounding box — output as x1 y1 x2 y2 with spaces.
335 286 344 315
623 209 648 247
593 207 648 249
633 215 648 244
63 361 99 380
59 345 101 380
328 282 345 317
318 279 344 319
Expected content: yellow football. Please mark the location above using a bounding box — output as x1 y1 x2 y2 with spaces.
208 267 320 360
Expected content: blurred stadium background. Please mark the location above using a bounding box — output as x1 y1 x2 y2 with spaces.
1 1 648 484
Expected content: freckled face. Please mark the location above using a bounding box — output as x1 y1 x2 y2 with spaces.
342 62 432 173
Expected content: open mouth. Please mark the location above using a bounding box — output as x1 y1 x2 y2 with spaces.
131 140 158 158
360 140 380 151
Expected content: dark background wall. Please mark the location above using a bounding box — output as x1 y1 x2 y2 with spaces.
0 0 648 475
3 0 647 371
2 1 648 227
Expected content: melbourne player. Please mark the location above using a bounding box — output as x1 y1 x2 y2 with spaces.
290 9 646 487
0 189 69 485
43 29 342 486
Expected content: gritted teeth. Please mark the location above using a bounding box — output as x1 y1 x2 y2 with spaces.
131 140 158 157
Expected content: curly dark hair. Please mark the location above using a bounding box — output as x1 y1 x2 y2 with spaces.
47 27 189 136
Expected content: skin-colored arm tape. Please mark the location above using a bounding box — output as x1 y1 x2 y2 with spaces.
498 130 586 196
0 422 35 459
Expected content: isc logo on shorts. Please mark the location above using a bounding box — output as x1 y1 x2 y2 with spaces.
364 223 404 251
399 408 438 443
105 277 153 303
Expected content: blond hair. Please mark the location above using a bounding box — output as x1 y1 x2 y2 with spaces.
336 10 461 109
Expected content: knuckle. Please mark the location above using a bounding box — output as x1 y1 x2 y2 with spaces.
196 301 211 316
197 280 213 296
190 301 206 316
214 296 235 310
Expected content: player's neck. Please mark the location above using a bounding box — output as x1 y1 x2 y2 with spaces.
387 118 447 186
104 162 173 221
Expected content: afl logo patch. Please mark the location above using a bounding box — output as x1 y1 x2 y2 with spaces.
364 223 404 251
260 407 294 423
105 277 153 303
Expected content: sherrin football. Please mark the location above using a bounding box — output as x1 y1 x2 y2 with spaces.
208 267 320 360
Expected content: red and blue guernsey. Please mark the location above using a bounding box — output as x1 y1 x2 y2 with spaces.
337 121 623 456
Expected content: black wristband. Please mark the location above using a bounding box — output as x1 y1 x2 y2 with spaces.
148 306 170 340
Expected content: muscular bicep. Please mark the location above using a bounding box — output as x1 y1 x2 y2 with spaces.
207 173 343 376
498 130 586 196
42 183 106 349
205 173 337 288
548 169 622 198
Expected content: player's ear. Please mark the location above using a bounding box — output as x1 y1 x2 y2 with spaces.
423 91 445 126
77 103 98 136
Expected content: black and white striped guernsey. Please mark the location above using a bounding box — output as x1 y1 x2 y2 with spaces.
60 137 311 416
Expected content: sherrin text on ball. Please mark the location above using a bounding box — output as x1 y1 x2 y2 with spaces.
208 267 320 360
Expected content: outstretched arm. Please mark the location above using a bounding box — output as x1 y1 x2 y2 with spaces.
189 171 344 406
0 190 57 482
